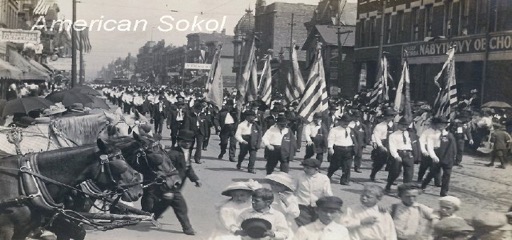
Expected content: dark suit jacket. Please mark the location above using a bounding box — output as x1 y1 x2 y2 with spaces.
437 132 457 165
215 109 238 129
248 123 263 150
183 111 209 136
280 129 297 161
311 123 329 153
167 107 188 129
165 147 199 190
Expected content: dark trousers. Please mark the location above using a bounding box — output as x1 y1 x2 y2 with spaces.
354 146 363 171
370 147 390 179
421 162 452 196
141 191 193 231
327 146 354 184
238 141 257 171
417 155 440 185
265 146 289 175
219 124 237 161
386 150 415 189
123 102 131 114
191 133 204 162
154 118 164 134
490 149 508 165
295 125 303 151
202 125 211 149
304 145 324 163
455 139 465 165
170 122 184 147
295 205 317 227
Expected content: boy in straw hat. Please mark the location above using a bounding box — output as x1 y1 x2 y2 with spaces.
209 180 262 240
266 172 300 238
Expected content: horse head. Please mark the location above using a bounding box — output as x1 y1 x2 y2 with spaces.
92 138 143 202
106 133 182 192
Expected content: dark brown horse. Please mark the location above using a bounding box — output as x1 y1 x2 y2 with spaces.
0 139 143 240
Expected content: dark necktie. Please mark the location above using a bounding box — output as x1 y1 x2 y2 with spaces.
402 131 407 144
345 128 348 138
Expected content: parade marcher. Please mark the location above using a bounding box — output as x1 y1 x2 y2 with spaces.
121 90 133 114
235 188 290 240
369 108 397 181
235 110 262 174
132 91 145 115
152 95 166 135
183 102 209 164
349 110 368 173
486 123 511 168
417 119 441 185
200 100 214 151
450 116 474 167
422 117 457 197
208 180 262 240
323 105 338 130
303 112 328 162
294 196 350 240
167 96 187 148
265 172 300 239
141 130 201 236
339 185 397 240
294 158 333 227
391 183 435 240
285 101 303 153
262 115 297 175
215 100 238 161
263 107 282 132
387 117 418 192
327 115 358 185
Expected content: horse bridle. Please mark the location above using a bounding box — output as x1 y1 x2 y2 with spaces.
134 141 179 188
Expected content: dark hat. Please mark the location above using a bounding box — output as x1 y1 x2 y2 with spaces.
177 130 195 142
276 115 288 124
313 112 323 119
338 114 351 123
244 110 256 117
434 218 474 235
301 158 321 168
431 116 450 124
14 116 36 128
70 103 84 112
241 218 272 238
397 117 410 125
383 108 397 116
472 211 511 230
351 111 362 118
316 196 343 210
328 105 338 111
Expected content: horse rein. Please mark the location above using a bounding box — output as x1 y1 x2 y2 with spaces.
134 141 179 189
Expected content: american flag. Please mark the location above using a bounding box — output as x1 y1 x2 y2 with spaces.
205 44 223 109
258 54 272 106
394 59 413 122
297 43 328 122
237 38 258 105
368 55 390 106
76 27 92 53
284 43 306 105
433 48 457 119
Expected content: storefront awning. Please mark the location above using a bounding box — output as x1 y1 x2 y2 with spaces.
0 58 22 80
30 59 52 74
8 49 50 81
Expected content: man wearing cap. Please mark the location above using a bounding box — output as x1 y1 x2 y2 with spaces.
323 105 338 130
262 115 297 175
183 103 209 164
151 96 167 135
450 116 474 167
303 112 329 162
215 100 238 161
294 196 350 240
349 111 369 173
235 110 262 174
327 115 358 185
421 117 457 196
263 107 282 132
167 96 188 147
369 108 397 181
386 117 419 191
141 130 201 236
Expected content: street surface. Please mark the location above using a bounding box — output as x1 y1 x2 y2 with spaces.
85 111 512 240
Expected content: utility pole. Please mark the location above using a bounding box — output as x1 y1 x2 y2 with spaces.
79 35 84 85
480 0 492 105
181 47 187 88
376 0 387 75
289 13 295 55
71 0 77 88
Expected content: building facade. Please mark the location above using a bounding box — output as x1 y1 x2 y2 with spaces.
355 0 512 104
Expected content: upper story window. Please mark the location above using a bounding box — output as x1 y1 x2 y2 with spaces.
359 18 366 47
385 13 392 44
396 11 405 42
411 7 421 41
424 4 433 37
444 0 454 37
459 0 470 35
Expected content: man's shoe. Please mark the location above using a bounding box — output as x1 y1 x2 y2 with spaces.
340 182 350 186
183 228 196 235
485 163 494 167
217 153 224 159
457 164 464 168
497 165 506 169
236 164 241 170
434 184 442 187
195 160 203 164
370 174 376 182
229 159 236 162
248 170 257 174
354 169 362 173
202 147 208 151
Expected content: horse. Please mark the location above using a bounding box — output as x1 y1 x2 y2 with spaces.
0 138 143 240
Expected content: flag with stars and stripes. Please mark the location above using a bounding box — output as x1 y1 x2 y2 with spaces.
205 44 223 109
433 48 458 119
258 54 272 106
368 55 390 107
284 43 306 105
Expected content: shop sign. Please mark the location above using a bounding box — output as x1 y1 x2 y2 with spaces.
184 63 211 70
0 28 40 44
404 32 512 57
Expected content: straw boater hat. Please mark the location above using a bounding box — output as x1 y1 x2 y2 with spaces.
265 172 295 192
221 180 262 197
43 102 66 116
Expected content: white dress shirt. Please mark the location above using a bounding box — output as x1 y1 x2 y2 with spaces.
237 208 290 240
371 121 392 148
303 123 321 143
392 202 434 240
176 108 184 121
235 120 253 143
327 127 354 148
294 221 350 240
295 172 332 207
339 205 397 240
262 126 289 147
225 112 235 125
388 130 413 159
419 128 436 154
426 129 449 160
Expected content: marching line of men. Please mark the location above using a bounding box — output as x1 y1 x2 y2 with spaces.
103 86 479 197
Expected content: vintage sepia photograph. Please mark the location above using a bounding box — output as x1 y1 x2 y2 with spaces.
1 0 512 239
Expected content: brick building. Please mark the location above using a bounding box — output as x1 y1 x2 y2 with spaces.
355 0 512 104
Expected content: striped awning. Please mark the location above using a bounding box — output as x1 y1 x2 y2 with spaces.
0 58 22 80
8 49 50 81
33 0 57 15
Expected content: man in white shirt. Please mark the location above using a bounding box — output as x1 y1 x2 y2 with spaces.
235 110 262 174
261 115 297 175
370 108 397 181
294 196 350 240
387 117 417 192
215 100 238 161
327 115 358 185
303 112 329 162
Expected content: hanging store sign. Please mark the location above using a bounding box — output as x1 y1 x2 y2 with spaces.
404 32 512 58
184 63 211 70
0 28 40 44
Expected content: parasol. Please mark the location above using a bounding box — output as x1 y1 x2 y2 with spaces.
2 97 53 117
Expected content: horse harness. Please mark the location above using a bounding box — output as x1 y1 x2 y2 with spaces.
134 141 179 188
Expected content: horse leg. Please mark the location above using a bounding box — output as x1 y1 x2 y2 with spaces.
0 225 14 240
